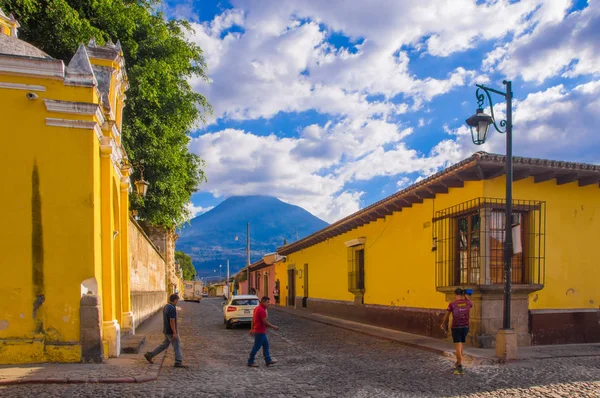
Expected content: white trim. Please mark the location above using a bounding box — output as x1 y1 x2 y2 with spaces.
0 82 46 91
530 308 599 314
344 238 366 248
46 117 97 130
43 100 105 126
46 118 103 142
0 56 64 79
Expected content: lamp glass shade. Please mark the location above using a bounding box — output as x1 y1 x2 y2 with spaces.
134 179 149 197
465 108 493 145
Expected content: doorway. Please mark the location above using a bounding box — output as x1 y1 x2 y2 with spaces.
287 268 296 307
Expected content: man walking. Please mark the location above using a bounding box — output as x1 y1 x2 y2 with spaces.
441 288 472 375
248 296 279 367
145 294 188 368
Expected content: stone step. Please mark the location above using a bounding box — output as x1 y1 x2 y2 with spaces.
121 335 146 354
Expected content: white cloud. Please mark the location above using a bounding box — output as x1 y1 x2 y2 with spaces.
185 202 214 218
486 2 600 82
396 177 411 189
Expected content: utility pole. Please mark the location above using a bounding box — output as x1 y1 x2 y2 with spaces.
226 259 230 299
246 222 250 294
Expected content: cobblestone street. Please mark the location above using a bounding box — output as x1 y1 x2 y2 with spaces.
2 299 599 398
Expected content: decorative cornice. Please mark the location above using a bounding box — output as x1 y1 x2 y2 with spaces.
43 99 105 125
100 135 124 178
344 238 366 247
0 82 46 91
0 55 64 79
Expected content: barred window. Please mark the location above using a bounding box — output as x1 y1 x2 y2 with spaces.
434 198 545 288
347 244 365 292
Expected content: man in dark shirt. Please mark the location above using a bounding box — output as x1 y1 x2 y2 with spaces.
441 288 472 375
248 296 279 367
144 294 187 368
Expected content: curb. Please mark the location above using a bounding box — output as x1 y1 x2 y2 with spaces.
272 306 498 365
0 351 165 385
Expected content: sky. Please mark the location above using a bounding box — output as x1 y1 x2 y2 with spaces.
162 0 600 224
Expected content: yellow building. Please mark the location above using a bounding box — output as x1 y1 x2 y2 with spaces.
276 152 600 347
0 10 133 363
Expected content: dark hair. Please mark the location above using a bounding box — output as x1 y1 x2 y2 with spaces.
169 294 180 302
261 296 270 303
454 288 464 296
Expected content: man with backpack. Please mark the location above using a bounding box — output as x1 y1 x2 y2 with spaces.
441 288 472 375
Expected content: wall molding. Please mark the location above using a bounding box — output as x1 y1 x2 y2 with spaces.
44 99 105 126
0 56 64 79
344 237 366 247
0 82 46 91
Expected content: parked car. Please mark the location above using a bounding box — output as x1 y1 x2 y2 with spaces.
202 292 208 297
223 295 259 329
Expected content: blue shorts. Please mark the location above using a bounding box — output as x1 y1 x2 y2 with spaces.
451 327 469 343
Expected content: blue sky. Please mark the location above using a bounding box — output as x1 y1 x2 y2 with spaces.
163 0 599 223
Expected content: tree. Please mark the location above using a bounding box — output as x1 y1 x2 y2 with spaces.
175 251 196 281
1 0 211 228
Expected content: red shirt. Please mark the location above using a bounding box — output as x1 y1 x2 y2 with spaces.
252 304 268 334
447 299 472 328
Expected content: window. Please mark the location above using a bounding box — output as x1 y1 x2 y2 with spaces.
232 299 259 306
347 245 365 292
434 198 545 288
456 213 480 284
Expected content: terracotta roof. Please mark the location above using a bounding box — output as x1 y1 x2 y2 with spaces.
0 34 51 59
248 259 267 271
277 152 600 256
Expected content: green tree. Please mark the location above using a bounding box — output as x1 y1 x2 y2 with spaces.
175 251 196 281
1 0 211 228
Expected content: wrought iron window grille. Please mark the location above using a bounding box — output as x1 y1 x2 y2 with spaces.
433 198 546 288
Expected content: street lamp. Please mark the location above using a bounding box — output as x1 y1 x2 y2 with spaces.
132 161 149 197
219 264 222 281
465 80 514 332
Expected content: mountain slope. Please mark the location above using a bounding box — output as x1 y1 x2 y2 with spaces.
176 196 328 277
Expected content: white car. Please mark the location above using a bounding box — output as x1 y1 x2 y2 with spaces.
223 295 259 329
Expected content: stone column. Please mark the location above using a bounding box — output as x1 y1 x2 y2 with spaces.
80 293 104 363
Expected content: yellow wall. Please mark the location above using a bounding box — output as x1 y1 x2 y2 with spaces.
285 182 484 310
484 177 600 310
0 75 99 363
282 178 599 313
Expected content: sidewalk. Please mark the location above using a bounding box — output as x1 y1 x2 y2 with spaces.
0 311 165 385
273 305 600 365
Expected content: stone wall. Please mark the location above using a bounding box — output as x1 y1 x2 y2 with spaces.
137 222 179 295
129 218 167 328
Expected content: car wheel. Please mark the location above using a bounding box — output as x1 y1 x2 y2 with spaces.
225 320 233 329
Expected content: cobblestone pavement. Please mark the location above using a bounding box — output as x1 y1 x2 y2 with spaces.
2 299 599 397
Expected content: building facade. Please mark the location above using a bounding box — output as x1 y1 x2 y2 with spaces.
274 152 600 347
0 11 135 363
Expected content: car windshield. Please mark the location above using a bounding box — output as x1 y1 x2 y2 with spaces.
231 299 259 306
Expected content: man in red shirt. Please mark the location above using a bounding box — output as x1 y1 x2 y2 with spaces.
441 288 472 375
248 296 279 367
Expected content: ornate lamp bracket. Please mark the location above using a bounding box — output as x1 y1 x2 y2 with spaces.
476 84 508 134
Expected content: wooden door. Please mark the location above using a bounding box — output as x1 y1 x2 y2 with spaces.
287 269 295 307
